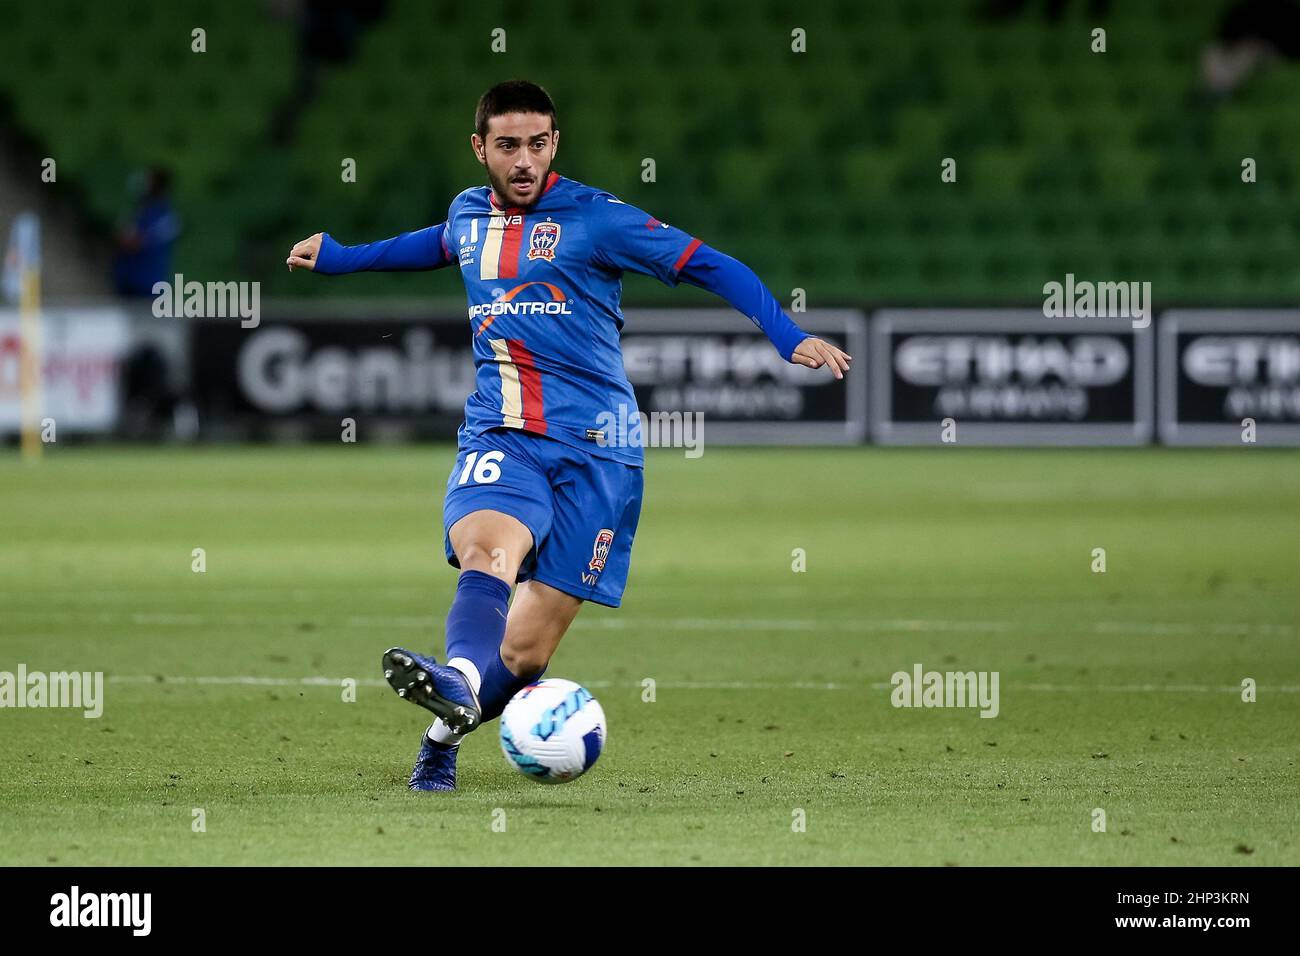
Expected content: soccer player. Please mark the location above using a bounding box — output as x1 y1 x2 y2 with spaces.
286 80 851 791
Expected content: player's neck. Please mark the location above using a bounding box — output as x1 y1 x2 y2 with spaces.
489 187 515 211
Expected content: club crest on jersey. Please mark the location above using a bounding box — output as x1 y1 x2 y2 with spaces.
527 221 561 262
587 528 614 574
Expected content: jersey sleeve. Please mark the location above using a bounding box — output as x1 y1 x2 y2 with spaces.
588 193 702 287
314 223 454 274
677 243 811 363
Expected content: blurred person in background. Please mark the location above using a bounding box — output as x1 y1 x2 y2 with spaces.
1202 0 1300 95
111 166 180 298
111 166 186 438
273 0 389 141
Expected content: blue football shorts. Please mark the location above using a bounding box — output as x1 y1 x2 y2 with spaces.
441 425 644 608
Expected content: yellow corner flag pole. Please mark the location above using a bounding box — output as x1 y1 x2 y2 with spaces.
20 257 42 461
5 212 42 461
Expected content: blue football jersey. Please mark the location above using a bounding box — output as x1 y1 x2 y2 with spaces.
444 172 701 467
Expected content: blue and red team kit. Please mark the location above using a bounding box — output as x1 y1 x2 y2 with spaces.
314 171 813 606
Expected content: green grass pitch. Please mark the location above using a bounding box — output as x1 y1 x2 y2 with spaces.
1 445 1297 866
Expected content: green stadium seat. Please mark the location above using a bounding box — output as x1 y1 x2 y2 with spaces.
0 0 1295 305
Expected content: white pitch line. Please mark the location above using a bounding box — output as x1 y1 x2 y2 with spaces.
108 675 386 687
103 675 1300 693
10 610 1294 639
580 617 1018 633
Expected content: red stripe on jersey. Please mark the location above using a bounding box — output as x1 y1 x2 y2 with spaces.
498 213 524 279
673 237 703 274
507 338 546 434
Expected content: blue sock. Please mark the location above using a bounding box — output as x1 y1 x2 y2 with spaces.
442 569 546 725
478 651 546 724
444 569 512 692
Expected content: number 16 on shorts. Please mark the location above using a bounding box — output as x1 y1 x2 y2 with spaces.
457 450 504 485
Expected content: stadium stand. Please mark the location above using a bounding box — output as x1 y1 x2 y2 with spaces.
1 0 1297 304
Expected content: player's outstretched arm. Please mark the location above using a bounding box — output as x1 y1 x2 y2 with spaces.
285 224 454 274
678 244 852 379
589 194 850 378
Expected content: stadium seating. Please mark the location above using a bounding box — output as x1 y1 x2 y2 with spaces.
1 0 1298 303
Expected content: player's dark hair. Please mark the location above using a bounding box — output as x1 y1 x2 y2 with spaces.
475 80 557 139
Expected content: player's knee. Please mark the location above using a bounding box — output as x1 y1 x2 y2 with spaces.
456 540 519 580
501 641 551 676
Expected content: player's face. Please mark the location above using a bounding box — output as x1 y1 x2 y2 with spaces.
472 112 558 207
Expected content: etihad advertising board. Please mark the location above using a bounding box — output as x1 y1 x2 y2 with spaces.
872 310 1154 445
621 310 867 444
192 309 867 443
1159 311 1300 446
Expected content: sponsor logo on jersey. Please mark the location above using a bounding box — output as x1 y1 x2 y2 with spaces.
458 218 480 265
587 528 615 573
469 281 572 332
468 299 572 319
527 221 561 261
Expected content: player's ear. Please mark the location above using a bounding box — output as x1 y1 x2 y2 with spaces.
470 133 486 166
551 128 559 157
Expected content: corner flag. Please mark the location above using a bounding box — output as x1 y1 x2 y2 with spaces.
3 211 42 460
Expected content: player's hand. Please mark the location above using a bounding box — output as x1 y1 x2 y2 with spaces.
285 233 324 272
791 337 852 380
